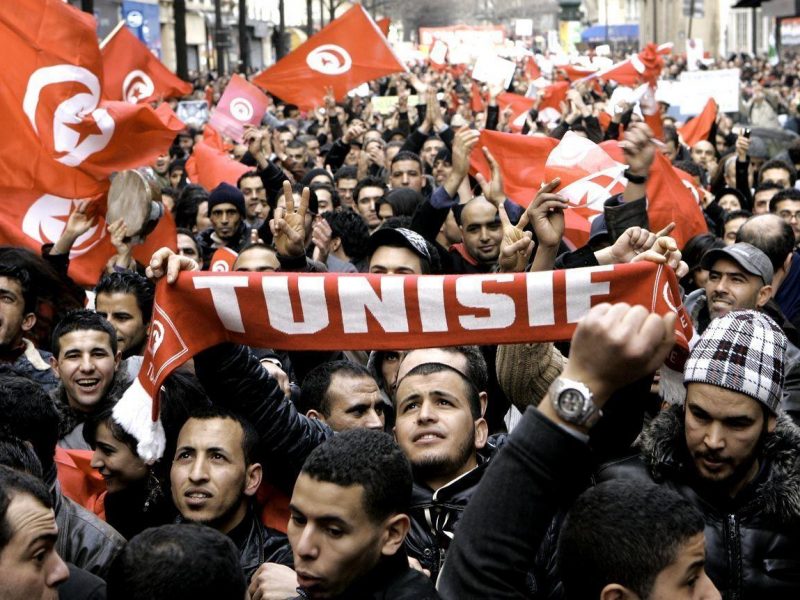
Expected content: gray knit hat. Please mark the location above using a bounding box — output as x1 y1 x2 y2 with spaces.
684 310 786 413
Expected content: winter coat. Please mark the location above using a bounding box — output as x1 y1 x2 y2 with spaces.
597 405 800 599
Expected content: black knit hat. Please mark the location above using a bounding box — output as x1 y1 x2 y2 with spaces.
208 182 246 217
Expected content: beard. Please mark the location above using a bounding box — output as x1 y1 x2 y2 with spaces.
411 425 476 485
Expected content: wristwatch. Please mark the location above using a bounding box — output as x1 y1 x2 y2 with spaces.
549 377 603 428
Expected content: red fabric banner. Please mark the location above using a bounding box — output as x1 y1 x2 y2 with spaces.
115 262 691 461
252 5 405 110
101 23 193 103
679 98 717 148
209 246 238 272
208 74 269 142
0 0 184 198
185 140 250 190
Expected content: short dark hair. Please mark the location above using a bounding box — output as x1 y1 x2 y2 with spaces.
673 160 704 180
736 214 796 272
353 175 387 203
183 406 260 467
421 345 489 393
95 271 155 323
309 181 340 209
0 435 43 479
106 523 246 600
769 187 800 213
325 208 369 260
390 151 423 170
301 429 412 523
754 180 784 195
236 170 261 189
0 465 52 552
0 263 36 314
299 360 375 416
399 363 481 419
51 309 117 358
0 371 59 471
334 165 358 184
380 189 423 218
723 209 753 225
759 158 797 186
681 233 724 271
558 480 705 600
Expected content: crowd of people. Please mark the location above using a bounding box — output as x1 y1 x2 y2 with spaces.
3 41 800 600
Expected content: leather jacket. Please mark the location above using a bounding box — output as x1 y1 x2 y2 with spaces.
52 479 125 579
231 508 294 583
597 405 800 599
404 436 506 582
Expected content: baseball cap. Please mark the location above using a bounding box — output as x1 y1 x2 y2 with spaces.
367 227 431 262
700 242 773 285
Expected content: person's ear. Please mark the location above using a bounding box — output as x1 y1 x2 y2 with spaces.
49 355 61 379
306 409 325 423
783 252 793 275
767 412 777 434
244 463 262 497
20 312 36 334
599 584 639 600
114 351 122 370
757 284 773 308
474 417 488 450
331 237 342 253
380 513 410 556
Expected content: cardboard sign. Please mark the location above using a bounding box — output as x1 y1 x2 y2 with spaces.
176 100 209 127
472 54 517 89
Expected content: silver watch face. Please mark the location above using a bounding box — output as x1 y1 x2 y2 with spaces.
558 389 585 417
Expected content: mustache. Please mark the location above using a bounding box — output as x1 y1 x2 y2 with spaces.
695 450 730 463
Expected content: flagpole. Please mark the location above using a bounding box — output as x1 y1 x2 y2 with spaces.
100 20 126 50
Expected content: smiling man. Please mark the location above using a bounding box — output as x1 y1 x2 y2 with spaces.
170 407 292 581
49 310 124 449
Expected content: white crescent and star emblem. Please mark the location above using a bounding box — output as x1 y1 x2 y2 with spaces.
122 69 155 104
23 64 115 167
306 44 353 75
21 195 105 258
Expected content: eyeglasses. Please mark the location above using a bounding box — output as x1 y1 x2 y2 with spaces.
779 210 800 221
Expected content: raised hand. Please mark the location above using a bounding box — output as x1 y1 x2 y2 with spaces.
270 181 308 257
620 122 655 177
518 179 568 250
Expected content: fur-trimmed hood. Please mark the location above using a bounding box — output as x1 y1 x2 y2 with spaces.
636 404 800 522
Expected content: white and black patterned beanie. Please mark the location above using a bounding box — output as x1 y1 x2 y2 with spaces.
684 310 786 413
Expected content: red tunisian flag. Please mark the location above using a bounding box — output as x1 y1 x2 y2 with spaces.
0 187 177 287
376 18 391 37
185 140 250 191
252 5 406 110
524 56 541 80
101 22 193 103
601 140 708 248
469 130 558 207
0 0 185 198
496 92 537 132
209 247 239 272
591 43 672 87
679 98 717 147
209 74 269 142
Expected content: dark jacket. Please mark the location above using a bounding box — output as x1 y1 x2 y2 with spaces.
194 344 333 493
196 221 249 269
405 437 506 581
59 564 106 600
294 551 439 600
52 479 125 579
2 339 58 392
597 405 800 600
224 508 294 583
438 409 593 599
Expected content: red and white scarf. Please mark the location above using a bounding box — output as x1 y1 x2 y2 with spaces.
115 262 691 461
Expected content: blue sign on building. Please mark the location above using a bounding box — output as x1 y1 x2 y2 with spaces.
122 1 161 57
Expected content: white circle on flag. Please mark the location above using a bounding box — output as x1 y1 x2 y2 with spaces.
23 65 115 167
122 70 155 104
306 44 353 75
126 10 144 28
211 260 230 272
21 195 105 258
229 97 254 122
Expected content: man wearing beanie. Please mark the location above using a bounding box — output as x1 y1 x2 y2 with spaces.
196 182 250 268
598 310 800 598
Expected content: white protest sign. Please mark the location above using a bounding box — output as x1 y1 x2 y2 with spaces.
429 39 448 65
686 39 704 71
676 68 740 114
472 54 517 89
